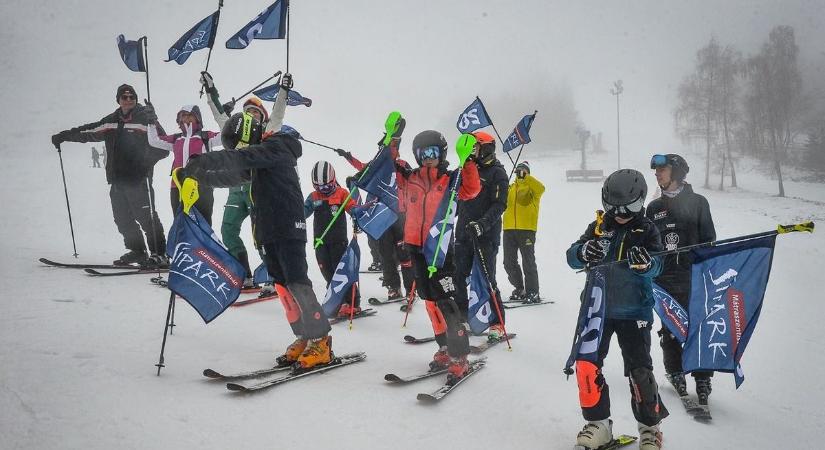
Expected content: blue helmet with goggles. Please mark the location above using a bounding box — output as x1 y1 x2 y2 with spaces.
412 130 448 166
650 153 689 182
602 169 647 219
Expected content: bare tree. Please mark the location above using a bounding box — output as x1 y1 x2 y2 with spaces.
716 46 742 189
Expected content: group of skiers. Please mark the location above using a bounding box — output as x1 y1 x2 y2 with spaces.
50 71 716 449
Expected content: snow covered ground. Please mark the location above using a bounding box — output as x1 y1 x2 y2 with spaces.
2 1 824 449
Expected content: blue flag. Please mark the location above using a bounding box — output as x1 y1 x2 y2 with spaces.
564 266 608 374
320 238 361 317
253 261 273 285
652 283 690 343
166 11 220 65
352 197 397 240
166 207 245 323
682 235 776 388
456 97 492 133
422 173 459 270
467 256 497 334
116 34 146 72
353 147 399 212
225 0 288 49
252 84 312 106
502 113 537 153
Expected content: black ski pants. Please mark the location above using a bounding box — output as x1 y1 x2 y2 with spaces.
110 179 166 255
411 249 469 357
379 216 414 294
502 229 539 295
170 186 215 226
315 239 360 307
367 236 382 265
454 235 504 326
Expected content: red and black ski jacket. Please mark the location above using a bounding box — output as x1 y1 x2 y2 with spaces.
305 186 356 244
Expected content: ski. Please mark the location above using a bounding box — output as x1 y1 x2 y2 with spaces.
84 268 168 276
574 434 638 450
225 352 366 392
368 296 406 306
203 364 292 380
416 358 487 403
39 257 138 270
503 300 554 309
328 308 377 324
231 296 277 307
678 395 705 415
469 333 517 354
384 367 449 384
693 403 713 422
403 335 436 344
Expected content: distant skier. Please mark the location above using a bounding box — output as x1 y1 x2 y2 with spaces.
502 161 545 303
566 169 668 450
646 154 716 406
91 146 101 168
51 84 168 267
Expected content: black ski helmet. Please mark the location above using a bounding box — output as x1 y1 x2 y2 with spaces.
412 130 448 166
601 169 648 218
650 153 690 182
221 112 262 150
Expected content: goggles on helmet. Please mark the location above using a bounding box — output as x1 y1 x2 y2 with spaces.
650 154 670 169
417 145 441 161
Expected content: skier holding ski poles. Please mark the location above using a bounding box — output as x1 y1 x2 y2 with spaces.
646 154 716 407
566 169 668 450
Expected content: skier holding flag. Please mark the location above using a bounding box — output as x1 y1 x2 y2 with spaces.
398 131 480 382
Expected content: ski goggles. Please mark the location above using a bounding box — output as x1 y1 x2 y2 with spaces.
602 195 645 217
314 181 336 195
417 145 442 161
650 154 670 169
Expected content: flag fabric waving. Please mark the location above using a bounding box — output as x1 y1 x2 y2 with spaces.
253 261 273 285
252 84 312 106
353 147 399 212
652 283 690 343
351 196 397 240
422 172 459 271
455 97 492 133
502 113 537 153
467 256 497 334
166 11 219 65
320 238 360 317
116 34 146 72
682 235 776 388
225 0 288 49
166 207 245 323
564 266 608 374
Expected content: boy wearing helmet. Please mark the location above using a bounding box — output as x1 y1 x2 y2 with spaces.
453 130 510 340
146 104 222 225
646 154 716 407
305 161 360 316
398 130 480 382
566 169 668 450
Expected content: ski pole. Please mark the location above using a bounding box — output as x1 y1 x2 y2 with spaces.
348 282 358 330
507 143 526 181
401 280 417 328
156 291 175 375
145 177 163 278
224 71 283 111
471 233 512 351
55 144 79 257
300 137 339 151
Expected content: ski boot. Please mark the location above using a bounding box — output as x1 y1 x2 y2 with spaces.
367 261 383 272
144 254 169 269
637 423 663 450
429 346 450 371
522 292 542 304
575 419 613 450
337 303 362 318
387 288 403 302
113 250 147 266
242 277 258 290
275 338 307 367
258 283 278 299
695 377 712 405
295 336 333 370
487 324 507 342
509 288 525 302
665 372 688 397
446 355 470 384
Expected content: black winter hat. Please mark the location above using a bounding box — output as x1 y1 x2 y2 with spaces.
116 84 137 101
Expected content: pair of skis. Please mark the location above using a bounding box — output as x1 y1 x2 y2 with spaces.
574 435 638 450
384 357 487 402
501 298 554 309
40 258 166 276
403 333 515 354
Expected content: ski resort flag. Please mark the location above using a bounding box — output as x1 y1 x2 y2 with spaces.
116 35 146 72
682 235 776 388
422 173 459 270
564 266 608 375
353 147 399 212
166 11 219 65
321 238 360 317
455 97 492 133
467 256 497 334
351 196 397 240
166 206 245 323
652 283 690 343
225 0 288 49
252 84 312 106
502 112 537 153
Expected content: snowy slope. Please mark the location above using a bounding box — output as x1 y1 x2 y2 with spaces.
2 1 824 450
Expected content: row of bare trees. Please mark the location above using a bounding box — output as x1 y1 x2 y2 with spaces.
673 26 819 196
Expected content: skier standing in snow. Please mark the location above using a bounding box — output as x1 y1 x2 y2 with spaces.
502 161 545 303
453 131 509 340
91 147 101 168
177 74 335 370
146 104 221 225
304 161 361 317
51 84 168 267
398 130 480 381
645 154 716 405
566 169 668 450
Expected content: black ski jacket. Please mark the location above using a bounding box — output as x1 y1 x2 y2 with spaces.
182 133 307 244
60 105 167 184
456 158 508 242
645 183 716 302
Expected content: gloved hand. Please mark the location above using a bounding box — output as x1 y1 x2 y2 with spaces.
222 100 236 115
280 73 293 90
465 220 485 237
200 71 217 94
334 148 352 159
172 168 199 214
628 246 652 273
580 240 607 263
142 102 158 122
51 131 68 148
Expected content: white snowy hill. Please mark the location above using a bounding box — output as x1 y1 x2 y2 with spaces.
2 1 824 449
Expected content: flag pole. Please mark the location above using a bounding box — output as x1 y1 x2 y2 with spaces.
224 71 283 111
285 0 291 73
507 110 538 180
477 96 516 167
471 233 511 350
155 291 175 375
401 280 417 328
142 37 151 103
200 1 224 98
